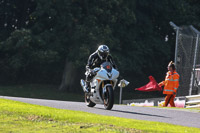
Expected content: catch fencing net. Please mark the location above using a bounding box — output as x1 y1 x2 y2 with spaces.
175 26 200 96
194 39 200 95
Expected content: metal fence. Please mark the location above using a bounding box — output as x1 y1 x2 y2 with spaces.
185 95 200 108
170 22 200 96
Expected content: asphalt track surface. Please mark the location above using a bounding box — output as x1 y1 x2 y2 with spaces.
0 96 200 128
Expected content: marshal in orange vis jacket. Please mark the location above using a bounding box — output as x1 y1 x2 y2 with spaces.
159 61 180 107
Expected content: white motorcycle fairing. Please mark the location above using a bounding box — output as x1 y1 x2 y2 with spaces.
88 64 119 104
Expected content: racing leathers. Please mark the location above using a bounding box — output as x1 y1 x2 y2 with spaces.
85 51 117 91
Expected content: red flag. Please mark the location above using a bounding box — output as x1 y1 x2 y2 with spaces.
135 76 162 92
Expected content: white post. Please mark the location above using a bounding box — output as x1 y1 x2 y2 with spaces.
119 87 122 104
118 79 129 104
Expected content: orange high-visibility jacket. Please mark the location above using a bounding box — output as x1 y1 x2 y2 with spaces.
159 71 179 94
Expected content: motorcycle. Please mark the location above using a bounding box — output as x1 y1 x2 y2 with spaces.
80 62 119 110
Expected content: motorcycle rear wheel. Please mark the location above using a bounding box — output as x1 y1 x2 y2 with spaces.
85 93 96 107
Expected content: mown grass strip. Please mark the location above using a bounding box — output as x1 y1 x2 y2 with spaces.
0 85 84 102
0 98 199 133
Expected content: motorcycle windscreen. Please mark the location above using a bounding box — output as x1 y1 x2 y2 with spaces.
101 62 112 73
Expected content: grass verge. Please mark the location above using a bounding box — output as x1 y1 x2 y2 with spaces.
0 84 84 102
0 98 200 133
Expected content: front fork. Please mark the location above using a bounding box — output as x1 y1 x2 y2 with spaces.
102 81 114 99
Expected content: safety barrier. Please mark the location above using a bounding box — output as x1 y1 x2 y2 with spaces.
185 95 200 108
123 97 185 107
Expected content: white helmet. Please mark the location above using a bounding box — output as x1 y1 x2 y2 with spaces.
97 45 109 60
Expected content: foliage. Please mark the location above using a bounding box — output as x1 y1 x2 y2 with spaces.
0 29 60 83
0 0 200 93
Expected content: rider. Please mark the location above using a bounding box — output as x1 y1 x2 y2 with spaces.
84 45 117 93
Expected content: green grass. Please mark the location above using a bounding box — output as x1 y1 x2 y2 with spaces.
0 99 200 133
0 84 84 102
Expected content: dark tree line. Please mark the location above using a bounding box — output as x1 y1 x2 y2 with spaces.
0 0 200 95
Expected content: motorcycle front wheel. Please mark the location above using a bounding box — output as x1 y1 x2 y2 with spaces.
103 86 114 110
85 93 96 107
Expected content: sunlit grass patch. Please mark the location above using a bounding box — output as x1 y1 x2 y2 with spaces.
0 98 199 133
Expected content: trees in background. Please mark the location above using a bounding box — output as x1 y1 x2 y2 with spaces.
0 0 199 95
